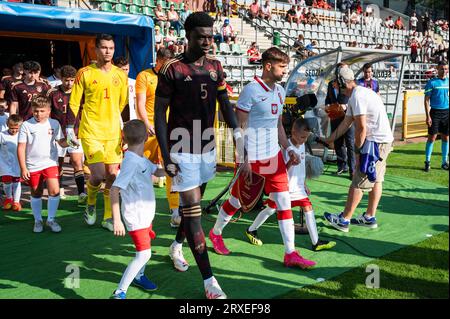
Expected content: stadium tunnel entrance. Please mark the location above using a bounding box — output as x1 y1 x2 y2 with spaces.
0 2 155 79
0 35 85 77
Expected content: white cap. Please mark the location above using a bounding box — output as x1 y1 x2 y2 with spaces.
338 66 355 81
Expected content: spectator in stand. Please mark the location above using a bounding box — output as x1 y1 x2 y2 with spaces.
286 5 298 24
308 9 321 25
221 18 236 44
306 40 319 56
167 4 182 36
410 12 418 31
409 37 420 63
357 63 380 95
223 0 231 18
213 25 224 45
384 16 394 29
422 34 435 63
299 0 306 7
350 11 360 25
165 27 182 54
179 3 191 28
433 44 447 64
154 26 164 52
215 0 223 22
247 42 262 64
154 3 170 34
293 34 308 60
394 16 404 30
248 0 260 20
259 1 272 21
354 1 362 14
421 12 431 36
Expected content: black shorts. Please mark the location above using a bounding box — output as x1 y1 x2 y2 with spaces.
428 109 449 135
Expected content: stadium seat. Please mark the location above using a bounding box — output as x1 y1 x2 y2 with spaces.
231 43 243 55
220 43 231 55
115 3 128 13
142 6 152 15
129 5 142 14
99 2 114 12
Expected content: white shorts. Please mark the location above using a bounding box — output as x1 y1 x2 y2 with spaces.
57 144 84 158
170 151 216 192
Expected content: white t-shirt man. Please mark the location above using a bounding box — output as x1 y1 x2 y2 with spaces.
236 76 286 161
0 130 20 177
410 16 418 28
18 117 63 172
112 151 157 231
283 141 307 200
0 113 8 132
347 86 394 144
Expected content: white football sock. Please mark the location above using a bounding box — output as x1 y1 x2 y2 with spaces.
213 209 233 235
31 196 43 221
248 207 276 232
12 182 21 203
118 249 152 293
304 211 319 245
171 207 179 218
47 195 60 222
3 183 12 199
278 218 296 254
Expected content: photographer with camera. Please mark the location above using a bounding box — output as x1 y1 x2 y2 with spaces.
325 62 356 179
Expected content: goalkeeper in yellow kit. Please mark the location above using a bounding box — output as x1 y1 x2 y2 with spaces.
68 34 128 231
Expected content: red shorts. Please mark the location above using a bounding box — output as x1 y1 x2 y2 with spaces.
29 166 59 189
1 176 21 183
266 197 312 209
128 225 156 252
231 151 289 197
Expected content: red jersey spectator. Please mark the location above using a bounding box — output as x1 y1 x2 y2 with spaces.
247 42 262 64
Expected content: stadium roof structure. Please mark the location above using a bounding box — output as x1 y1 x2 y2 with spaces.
0 2 155 78
285 46 410 135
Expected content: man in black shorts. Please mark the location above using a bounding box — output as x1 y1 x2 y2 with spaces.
154 12 242 299
424 62 449 171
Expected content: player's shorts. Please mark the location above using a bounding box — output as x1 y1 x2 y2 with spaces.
57 144 84 158
428 109 449 135
265 197 312 209
352 143 393 191
81 138 122 165
144 135 162 164
29 166 59 189
231 151 289 198
129 226 153 252
170 151 216 192
1 175 21 183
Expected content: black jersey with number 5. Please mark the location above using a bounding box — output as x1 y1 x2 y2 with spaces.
156 54 227 154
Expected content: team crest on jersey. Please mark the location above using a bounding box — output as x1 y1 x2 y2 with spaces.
210 71 218 82
48 129 54 135
37 86 42 93
113 77 120 87
271 103 278 115
58 98 63 103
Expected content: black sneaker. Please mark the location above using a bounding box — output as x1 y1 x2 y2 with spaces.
312 239 337 251
424 161 431 172
441 163 449 170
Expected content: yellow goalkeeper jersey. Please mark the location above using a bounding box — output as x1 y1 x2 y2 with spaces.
69 64 128 140
135 68 158 125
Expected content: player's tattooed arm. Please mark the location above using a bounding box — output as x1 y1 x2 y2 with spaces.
154 96 179 177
